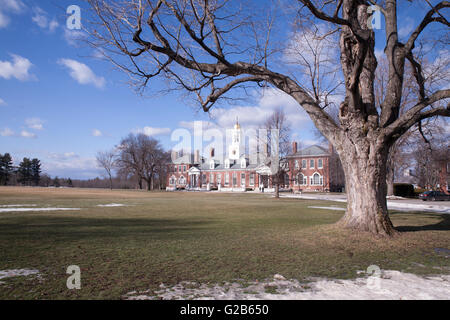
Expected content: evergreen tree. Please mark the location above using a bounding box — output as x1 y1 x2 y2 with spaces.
53 176 60 188
31 158 41 186
17 158 33 185
0 153 13 185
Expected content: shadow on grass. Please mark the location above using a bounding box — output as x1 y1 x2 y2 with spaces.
0 216 212 242
393 211 450 232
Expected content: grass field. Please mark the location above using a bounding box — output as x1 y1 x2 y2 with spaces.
0 187 449 299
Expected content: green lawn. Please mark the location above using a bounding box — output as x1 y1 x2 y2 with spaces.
0 187 448 299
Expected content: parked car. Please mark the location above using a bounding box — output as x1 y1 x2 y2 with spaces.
419 191 450 201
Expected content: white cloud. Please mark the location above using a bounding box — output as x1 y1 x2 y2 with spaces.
57 58 105 88
0 127 14 136
48 152 79 161
398 17 415 40
32 7 59 32
0 0 25 29
64 28 86 47
92 129 102 137
0 11 10 28
0 98 6 106
20 130 36 138
25 118 44 130
134 126 171 136
209 88 310 129
0 0 25 12
44 152 98 172
0 54 35 81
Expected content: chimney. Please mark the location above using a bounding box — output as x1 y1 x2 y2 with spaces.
328 142 334 154
292 141 298 154
264 143 269 155
171 150 178 162
210 147 215 158
194 149 200 163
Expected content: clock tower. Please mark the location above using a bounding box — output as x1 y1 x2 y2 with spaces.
228 118 242 160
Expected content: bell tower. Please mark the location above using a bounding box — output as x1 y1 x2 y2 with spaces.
228 118 242 160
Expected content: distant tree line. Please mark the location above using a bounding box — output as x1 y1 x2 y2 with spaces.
0 154 42 186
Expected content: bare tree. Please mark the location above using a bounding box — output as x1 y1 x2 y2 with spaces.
116 133 167 191
263 107 291 198
86 0 450 236
116 134 145 189
96 150 117 189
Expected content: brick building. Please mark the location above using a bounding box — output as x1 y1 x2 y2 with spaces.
286 142 344 192
167 122 344 192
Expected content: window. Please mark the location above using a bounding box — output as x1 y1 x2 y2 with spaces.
241 173 246 186
210 161 215 169
183 165 186 172
310 159 314 169
225 159 230 169
178 176 186 185
302 159 307 169
298 173 307 185
202 174 207 185
217 174 222 185
318 159 323 169
295 160 299 169
225 173 229 185
312 173 321 185
233 173 237 186
210 173 214 184
241 159 246 169
284 174 290 186
169 176 176 185
249 173 255 186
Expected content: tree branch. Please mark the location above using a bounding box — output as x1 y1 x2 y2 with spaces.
404 1 450 53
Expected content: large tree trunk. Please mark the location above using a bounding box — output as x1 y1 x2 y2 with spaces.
337 140 396 236
386 169 394 196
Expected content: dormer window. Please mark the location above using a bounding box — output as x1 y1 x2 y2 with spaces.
210 160 215 170
225 159 230 169
241 159 246 168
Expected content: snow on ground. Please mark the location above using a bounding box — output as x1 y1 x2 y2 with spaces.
386 195 407 200
308 206 346 211
282 194 450 214
0 269 40 281
96 203 128 207
0 207 81 213
0 204 37 207
124 271 450 300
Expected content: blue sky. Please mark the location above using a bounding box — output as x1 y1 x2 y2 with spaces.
0 0 446 178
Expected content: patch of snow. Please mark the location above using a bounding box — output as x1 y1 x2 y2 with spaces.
386 195 407 200
96 203 128 207
308 206 346 211
282 194 450 214
0 269 40 280
123 271 450 300
0 208 81 213
0 204 37 207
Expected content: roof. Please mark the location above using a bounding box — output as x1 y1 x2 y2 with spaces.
287 145 330 158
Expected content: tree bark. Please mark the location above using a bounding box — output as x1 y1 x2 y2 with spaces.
337 139 396 236
386 165 394 197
